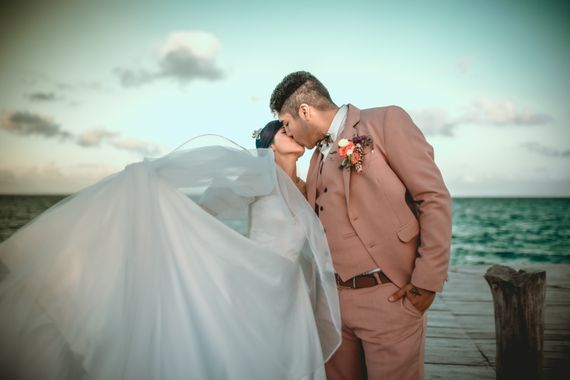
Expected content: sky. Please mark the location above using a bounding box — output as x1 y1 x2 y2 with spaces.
0 0 569 196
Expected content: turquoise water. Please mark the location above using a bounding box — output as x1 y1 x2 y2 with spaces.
1 196 569 265
451 197 570 265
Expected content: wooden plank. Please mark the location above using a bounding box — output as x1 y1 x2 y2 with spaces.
425 364 495 380
425 327 471 339
425 338 489 366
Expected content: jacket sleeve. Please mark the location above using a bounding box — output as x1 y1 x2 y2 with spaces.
382 106 452 292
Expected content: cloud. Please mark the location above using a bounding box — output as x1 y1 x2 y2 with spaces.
158 31 223 81
460 98 553 126
1 111 164 156
111 139 166 156
114 69 157 87
447 176 570 197
78 128 120 147
0 163 119 195
26 92 62 102
55 80 104 92
412 98 553 137
0 111 73 140
34 74 102 92
523 142 570 158
0 169 16 184
410 108 455 137
18 75 108 108
116 31 224 87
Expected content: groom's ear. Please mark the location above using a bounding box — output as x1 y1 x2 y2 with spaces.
298 103 311 121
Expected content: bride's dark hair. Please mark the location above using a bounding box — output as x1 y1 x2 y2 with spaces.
255 120 283 149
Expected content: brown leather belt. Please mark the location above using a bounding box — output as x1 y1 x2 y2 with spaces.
335 271 392 289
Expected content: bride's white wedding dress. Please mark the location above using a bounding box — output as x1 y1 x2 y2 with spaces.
0 142 340 380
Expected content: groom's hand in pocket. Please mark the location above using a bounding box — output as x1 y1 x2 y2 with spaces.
388 283 435 314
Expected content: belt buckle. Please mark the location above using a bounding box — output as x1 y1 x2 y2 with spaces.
336 275 356 289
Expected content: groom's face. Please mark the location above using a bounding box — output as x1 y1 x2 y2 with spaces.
279 111 314 149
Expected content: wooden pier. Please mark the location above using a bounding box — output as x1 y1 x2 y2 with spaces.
425 264 570 380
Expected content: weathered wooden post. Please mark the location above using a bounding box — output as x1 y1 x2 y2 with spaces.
484 265 546 380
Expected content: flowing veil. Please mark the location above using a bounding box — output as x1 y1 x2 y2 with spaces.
0 136 341 380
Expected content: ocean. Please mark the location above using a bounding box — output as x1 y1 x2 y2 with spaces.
0 195 569 266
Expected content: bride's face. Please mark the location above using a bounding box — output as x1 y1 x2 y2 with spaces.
272 127 305 158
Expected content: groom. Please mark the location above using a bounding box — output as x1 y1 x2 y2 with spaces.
270 71 452 380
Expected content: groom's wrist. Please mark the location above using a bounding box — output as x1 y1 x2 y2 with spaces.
409 283 435 296
410 272 444 293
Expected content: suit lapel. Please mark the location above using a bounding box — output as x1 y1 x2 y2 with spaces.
307 104 361 208
338 104 361 207
306 149 322 207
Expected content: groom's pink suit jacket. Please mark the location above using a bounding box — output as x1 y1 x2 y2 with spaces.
306 104 452 292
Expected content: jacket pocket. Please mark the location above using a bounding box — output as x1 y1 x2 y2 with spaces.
396 220 420 243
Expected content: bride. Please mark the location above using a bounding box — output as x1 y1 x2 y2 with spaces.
0 122 341 380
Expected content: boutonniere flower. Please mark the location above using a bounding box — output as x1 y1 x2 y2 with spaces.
337 135 373 173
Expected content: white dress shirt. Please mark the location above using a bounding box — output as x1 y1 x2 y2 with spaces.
320 104 348 160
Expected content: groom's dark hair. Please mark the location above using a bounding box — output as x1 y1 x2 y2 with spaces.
270 71 336 117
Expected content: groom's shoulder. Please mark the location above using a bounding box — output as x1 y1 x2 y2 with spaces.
360 105 409 117
359 105 412 125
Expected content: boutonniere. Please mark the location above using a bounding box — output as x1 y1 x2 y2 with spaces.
337 135 373 173
316 133 333 151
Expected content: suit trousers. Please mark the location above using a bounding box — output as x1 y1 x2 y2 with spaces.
325 282 427 380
